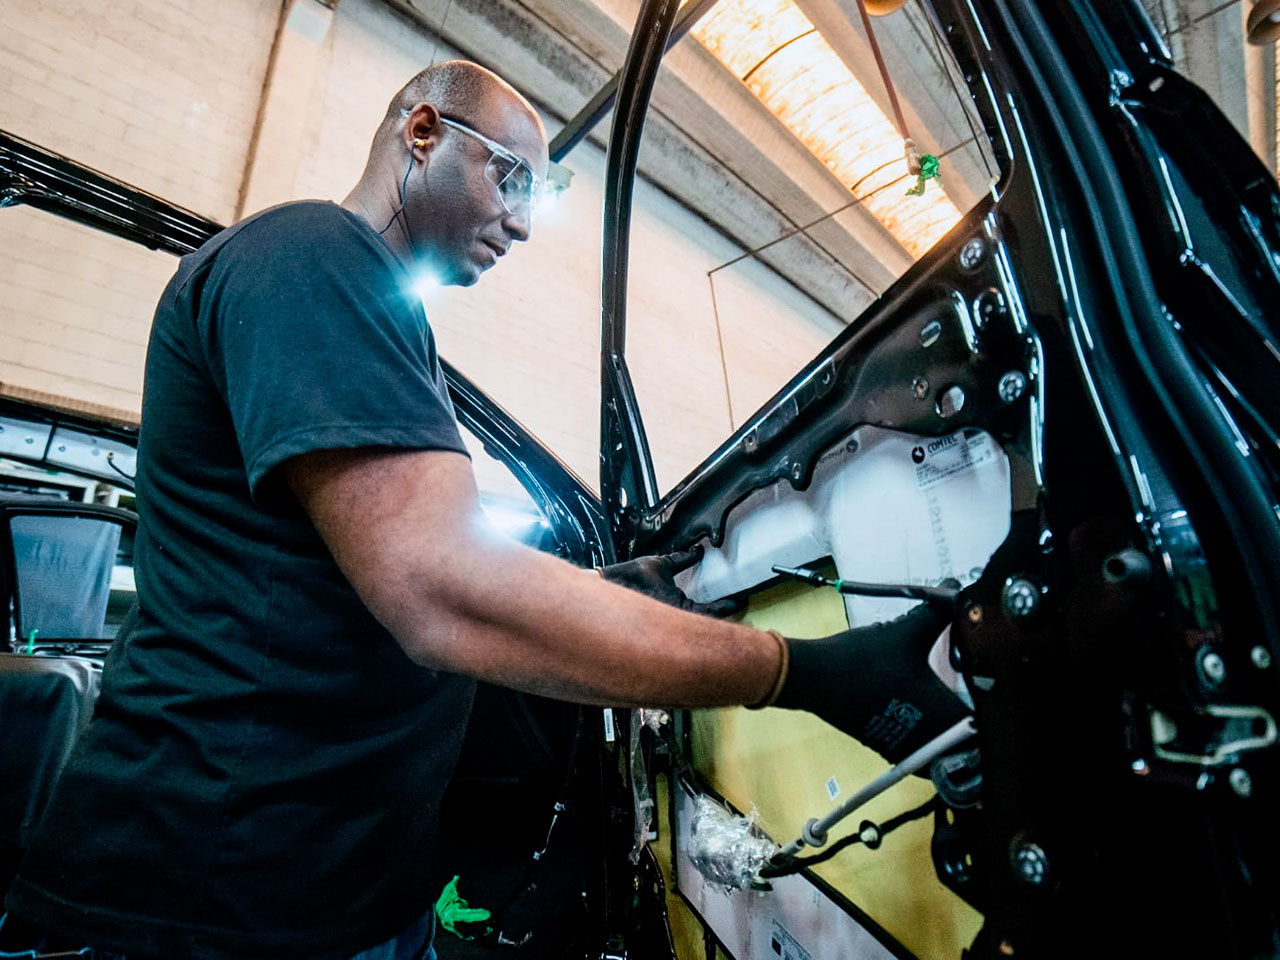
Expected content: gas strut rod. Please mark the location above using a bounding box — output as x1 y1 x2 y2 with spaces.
771 565 959 606
772 716 977 862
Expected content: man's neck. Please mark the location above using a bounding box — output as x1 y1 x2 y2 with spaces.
342 184 411 263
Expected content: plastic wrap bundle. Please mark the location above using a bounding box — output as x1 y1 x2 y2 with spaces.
687 795 778 892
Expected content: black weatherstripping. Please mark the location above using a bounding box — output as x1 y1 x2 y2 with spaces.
598 0 678 559
0 131 218 255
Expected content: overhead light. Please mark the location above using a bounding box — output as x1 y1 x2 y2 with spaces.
688 0 962 259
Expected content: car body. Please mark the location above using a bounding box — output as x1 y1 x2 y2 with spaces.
2 0 1279 958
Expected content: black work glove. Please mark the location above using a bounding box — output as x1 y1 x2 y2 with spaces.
600 546 744 618
772 600 970 765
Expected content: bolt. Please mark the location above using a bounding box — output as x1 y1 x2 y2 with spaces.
974 288 1006 329
912 376 929 400
1200 650 1227 687
1229 767 1253 798
936 384 966 419
1251 645 1272 670
958 236 987 270
966 603 984 624
1012 841 1048 885
998 371 1026 403
1002 577 1039 620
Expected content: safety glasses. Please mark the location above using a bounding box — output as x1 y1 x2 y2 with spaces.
437 114 541 218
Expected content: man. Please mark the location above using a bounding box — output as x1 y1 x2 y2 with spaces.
4 61 967 959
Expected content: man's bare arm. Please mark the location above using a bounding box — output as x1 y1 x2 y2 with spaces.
285 446 781 708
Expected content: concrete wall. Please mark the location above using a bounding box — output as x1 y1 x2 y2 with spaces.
0 0 917 500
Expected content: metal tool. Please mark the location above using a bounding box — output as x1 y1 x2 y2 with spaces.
771 564 960 606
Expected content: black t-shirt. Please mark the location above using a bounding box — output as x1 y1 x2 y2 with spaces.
7 202 476 960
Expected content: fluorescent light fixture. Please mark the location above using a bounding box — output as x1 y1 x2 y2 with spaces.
689 0 962 259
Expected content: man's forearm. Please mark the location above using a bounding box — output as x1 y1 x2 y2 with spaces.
399 537 780 708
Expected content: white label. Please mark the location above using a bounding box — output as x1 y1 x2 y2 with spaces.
825 776 840 801
602 708 616 742
913 431 998 491
770 920 813 960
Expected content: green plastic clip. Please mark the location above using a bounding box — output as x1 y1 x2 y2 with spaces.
434 875 492 940
905 154 941 196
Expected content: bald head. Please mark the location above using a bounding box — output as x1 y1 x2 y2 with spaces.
376 60 545 147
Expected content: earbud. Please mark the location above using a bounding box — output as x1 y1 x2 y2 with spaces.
413 139 427 149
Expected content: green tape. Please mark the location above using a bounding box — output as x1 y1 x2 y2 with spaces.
905 154 941 196
434 875 492 940
26 628 38 655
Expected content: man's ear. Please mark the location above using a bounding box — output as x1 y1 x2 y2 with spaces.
403 102 442 158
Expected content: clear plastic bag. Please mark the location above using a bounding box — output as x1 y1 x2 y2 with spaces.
687 794 778 892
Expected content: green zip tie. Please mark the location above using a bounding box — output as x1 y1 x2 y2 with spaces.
434 875 492 940
905 154 941 196
26 629 38 654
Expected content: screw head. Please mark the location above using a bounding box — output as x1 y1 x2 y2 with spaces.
998 371 1027 403
959 236 987 270
1251 645 1272 670
966 603 984 624
1229 767 1253 798
1199 650 1227 687
912 376 930 400
1012 841 1048 885
1001 577 1040 620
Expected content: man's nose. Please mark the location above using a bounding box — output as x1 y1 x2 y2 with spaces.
503 206 532 242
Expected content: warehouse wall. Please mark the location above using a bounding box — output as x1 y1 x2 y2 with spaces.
0 0 841 496
0 0 278 415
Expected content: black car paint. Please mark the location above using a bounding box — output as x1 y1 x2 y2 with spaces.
594 0 1280 957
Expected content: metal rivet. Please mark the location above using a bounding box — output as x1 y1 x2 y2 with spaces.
1251 645 1272 670
958 236 986 270
966 603 984 624
936 384 966 419
920 320 943 348
1012 841 1048 885
1200 650 1227 687
912 376 929 399
1229 767 1253 798
1002 577 1040 620
998 371 1026 404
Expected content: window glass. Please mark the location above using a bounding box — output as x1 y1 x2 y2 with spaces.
627 0 1003 494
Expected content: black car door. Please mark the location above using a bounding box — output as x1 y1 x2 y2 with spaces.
597 2 1280 958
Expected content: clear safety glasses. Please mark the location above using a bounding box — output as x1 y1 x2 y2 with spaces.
437 115 541 218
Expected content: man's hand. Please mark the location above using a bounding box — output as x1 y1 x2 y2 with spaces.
600 546 743 618
772 601 971 764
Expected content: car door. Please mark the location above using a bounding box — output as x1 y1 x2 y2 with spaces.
596 2 1280 959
